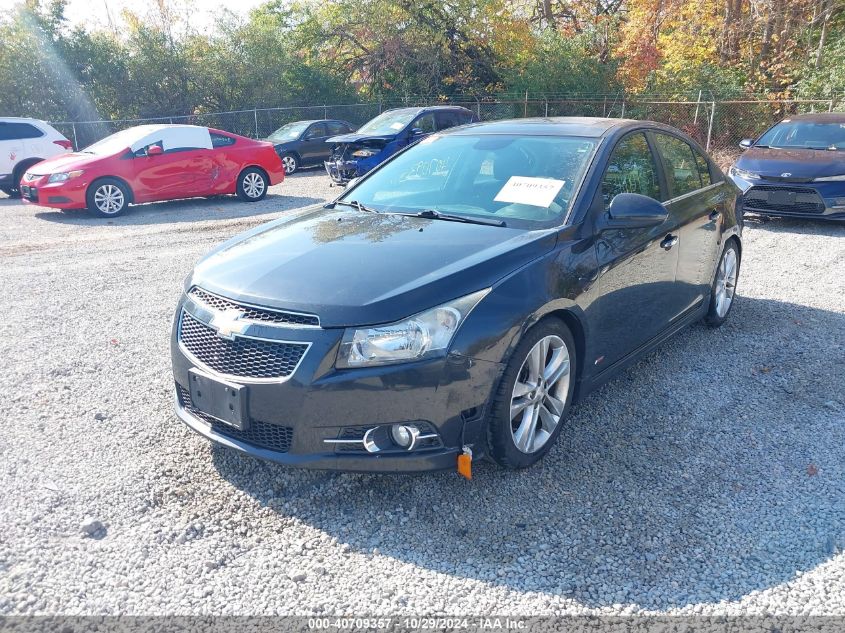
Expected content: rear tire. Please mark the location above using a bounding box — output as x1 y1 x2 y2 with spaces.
236 167 268 202
487 318 577 469
86 178 130 217
281 153 299 175
705 240 740 327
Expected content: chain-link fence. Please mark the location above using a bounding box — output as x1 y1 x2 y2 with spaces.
53 97 843 168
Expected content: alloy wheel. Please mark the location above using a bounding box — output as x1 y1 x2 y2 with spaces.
510 335 571 454
94 184 124 215
242 172 266 199
715 248 737 318
282 156 297 174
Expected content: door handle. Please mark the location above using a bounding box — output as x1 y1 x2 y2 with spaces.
660 234 679 251
709 209 721 221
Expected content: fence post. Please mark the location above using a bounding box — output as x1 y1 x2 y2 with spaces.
71 123 78 151
544 99 548 117
830 99 835 113
693 89 702 125
621 100 626 118
324 105 328 119
524 90 528 117
253 108 259 138
476 98 481 119
706 101 716 152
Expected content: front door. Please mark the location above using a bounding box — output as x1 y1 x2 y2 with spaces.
299 122 328 164
591 131 682 369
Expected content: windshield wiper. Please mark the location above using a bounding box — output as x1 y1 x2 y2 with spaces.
332 199 379 214
411 208 506 227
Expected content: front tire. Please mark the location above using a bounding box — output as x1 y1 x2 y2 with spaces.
281 153 299 175
236 167 268 202
705 240 740 327
487 319 577 469
87 178 129 217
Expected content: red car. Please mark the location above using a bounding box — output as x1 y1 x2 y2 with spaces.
19 124 285 217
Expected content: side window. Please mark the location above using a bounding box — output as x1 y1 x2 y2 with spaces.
435 112 460 130
0 122 44 140
305 123 327 139
459 112 476 125
653 133 703 197
326 121 347 135
412 113 436 134
602 132 662 207
694 151 712 186
210 133 235 148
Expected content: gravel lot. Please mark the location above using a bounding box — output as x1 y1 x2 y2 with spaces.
0 170 844 616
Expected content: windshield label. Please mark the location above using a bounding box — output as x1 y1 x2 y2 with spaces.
494 176 565 208
390 122 405 130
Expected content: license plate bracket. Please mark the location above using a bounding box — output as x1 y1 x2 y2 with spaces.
769 190 795 205
188 369 248 430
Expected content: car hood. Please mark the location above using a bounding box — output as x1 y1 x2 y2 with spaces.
325 132 397 144
26 151 109 174
189 206 556 327
736 147 845 179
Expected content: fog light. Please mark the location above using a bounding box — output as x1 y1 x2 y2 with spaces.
391 424 419 450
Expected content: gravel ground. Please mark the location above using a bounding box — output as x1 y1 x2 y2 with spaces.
0 170 844 616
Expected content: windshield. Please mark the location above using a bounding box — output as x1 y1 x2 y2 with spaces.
267 122 310 141
756 120 845 150
356 110 418 136
81 128 152 155
338 134 597 227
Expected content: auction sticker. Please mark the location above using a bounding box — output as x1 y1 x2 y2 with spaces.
494 176 565 208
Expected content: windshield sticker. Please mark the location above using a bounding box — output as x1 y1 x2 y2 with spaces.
390 122 405 130
494 176 565 208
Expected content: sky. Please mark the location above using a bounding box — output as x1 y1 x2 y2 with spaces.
1 0 268 32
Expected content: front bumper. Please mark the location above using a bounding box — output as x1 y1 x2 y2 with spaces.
730 177 845 220
170 293 501 472
19 175 87 209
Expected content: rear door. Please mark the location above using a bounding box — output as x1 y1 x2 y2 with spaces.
592 131 681 368
299 122 328 164
650 132 724 312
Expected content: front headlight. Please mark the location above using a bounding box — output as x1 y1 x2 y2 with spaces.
336 289 490 368
47 170 83 183
814 174 845 182
729 166 760 180
351 148 378 158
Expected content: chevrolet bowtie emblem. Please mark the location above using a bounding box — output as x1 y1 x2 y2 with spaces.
781 172 792 178
209 308 249 340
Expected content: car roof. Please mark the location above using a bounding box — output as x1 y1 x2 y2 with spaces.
384 106 473 115
0 117 50 125
443 117 637 138
781 112 845 124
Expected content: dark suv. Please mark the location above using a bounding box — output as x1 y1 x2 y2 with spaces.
265 119 355 175
324 106 477 184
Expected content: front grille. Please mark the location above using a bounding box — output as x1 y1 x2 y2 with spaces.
188 287 319 327
176 385 293 453
744 185 826 215
179 311 307 380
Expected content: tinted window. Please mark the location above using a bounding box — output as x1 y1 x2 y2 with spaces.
412 114 436 134
459 112 475 124
327 121 349 135
694 151 712 186
653 133 702 197
211 132 235 148
435 112 460 130
0 122 43 140
602 133 662 206
305 123 327 139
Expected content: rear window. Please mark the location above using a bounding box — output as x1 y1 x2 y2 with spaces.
0 122 44 140
327 121 349 135
211 133 236 148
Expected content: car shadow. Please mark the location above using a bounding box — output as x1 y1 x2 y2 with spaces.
744 213 845 237
30 192 326 227
209 295 845 610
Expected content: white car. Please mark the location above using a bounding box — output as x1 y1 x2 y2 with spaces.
0 118 73 197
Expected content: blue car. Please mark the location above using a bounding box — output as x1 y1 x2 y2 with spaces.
324 106 477 184
729 112 845 221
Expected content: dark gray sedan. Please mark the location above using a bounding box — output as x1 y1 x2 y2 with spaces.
171 117 741 473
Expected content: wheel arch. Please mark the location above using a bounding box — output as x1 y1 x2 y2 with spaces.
12 157 44 182
535 309 587 400
238 164 270 182
87 176 135 204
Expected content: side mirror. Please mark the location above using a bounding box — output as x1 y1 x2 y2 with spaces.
146 145 163 156
739 139 754 149
409 128 424 138
604 193 668 229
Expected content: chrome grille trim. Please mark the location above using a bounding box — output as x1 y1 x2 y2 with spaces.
177 310 311 383
188 286 320 328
